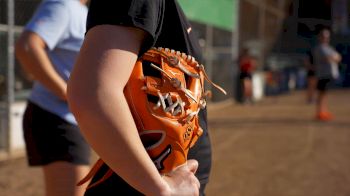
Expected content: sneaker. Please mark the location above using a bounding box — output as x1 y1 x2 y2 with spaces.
316 112 333 121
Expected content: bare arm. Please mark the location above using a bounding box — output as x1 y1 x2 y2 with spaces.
15 31 67 100
67 25 199 195
326 47 342 64
330 51 342 64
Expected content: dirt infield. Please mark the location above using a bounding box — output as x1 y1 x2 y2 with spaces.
0 89 349 196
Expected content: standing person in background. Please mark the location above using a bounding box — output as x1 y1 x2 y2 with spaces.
15 0 91 195
312 27 342 121
239 47 258 104
67 0 211 195
304 49 317 103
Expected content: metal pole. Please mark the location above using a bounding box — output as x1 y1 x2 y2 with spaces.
259 1 266 64
7 0 15 156
232 0 240 99
232 0 240 60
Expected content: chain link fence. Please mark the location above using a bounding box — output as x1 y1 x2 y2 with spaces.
0 0 41 155
1 0 40 101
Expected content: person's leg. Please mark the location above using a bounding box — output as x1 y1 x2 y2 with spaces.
307 76 317 103
317 90 328 113
243 78 253 103
22 102 91 196
43 162 90 196
239 72 246 103
316 79 332 120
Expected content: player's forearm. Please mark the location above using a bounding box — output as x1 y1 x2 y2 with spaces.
67 25 172 195
333 53 342 63
67 85 170 195
15 34 67 100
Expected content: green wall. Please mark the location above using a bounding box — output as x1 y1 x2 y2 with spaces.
178 0 237 31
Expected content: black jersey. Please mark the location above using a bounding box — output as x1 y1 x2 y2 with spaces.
85 1 211 195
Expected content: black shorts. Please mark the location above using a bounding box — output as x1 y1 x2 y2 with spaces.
307 70 316 77
240 72 252 79
23 101 91 166
317 78 332 91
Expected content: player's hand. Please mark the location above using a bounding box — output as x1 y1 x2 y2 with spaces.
161 159 200 196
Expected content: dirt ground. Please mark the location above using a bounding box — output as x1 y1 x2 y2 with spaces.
0 89 349 196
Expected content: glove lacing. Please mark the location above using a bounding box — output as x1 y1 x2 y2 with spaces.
147 47 227 124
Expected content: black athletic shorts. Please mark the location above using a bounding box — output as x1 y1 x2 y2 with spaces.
240 72 252 79
307 70 316 77
22 101 91 166
317 78 332 91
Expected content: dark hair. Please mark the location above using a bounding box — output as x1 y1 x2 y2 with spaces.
314 24 331 35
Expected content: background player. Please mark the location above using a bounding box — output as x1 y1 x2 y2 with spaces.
15 0 91 195
312 27 341 121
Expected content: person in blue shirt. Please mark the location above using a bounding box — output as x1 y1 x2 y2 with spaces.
15 0 91 195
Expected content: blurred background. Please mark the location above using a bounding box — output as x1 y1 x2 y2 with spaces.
1 0 350 196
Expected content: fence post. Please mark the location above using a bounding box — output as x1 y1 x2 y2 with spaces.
6 0 15 157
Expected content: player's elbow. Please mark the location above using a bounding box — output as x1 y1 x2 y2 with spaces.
336 55 342 63
14 35 28 60
66 78 90 119
67 76 120 121
15 32 42 64
15 35 36 77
